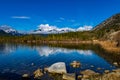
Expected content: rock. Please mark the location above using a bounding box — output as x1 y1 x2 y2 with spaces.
48 62 67 74
34 68 43 79
82 75 89 79
44 67 48 72
90 65 94 68
97 67 101 70
101 71 120 80
44 67 49 73
22 74 29 78
112 69 120 73
77 75 82 79
70 61 81 68
63 73 75 80
63 75 67 80
104 70 110 73
78 69 120 80
31 63 34 66
113 62 118 66
81 69 97 76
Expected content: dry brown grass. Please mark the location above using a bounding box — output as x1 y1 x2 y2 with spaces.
93 40 120 53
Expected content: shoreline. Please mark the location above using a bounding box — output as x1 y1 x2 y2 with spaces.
19 40 120 53
93 40 120 53
0 40 120 53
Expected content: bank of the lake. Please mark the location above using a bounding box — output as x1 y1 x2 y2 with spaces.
4 39 120 53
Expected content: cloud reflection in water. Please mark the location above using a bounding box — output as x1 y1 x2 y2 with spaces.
35 46 93 57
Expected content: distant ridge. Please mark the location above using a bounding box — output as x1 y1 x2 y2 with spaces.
93 13 120 42
93 13 120 31
0 25 21 35
0 30 10 36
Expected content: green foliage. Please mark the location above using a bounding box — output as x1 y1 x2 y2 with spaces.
47 31 96 41
0 31 97 43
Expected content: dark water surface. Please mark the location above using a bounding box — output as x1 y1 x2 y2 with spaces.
0 43 118 77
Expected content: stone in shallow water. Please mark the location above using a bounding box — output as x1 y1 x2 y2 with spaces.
34 68 43 79
22 74 29 78
31 63 34 66
104 70 110 73
112 69 120 73
90 65 94 68
63 73 75 80
97 67 101 70
70 61 81 68
101 71 120 80
113 62 118 66
80 69 97 76
48 62 67 74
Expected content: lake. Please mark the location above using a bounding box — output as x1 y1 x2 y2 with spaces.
0 43 118 78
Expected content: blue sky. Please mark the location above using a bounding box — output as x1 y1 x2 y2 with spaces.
0 0 120 31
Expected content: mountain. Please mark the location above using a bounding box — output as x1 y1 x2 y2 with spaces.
32 28 75 34
30 24 93 34
93 13 120 32
93 13 120 39
93 13 120 46
31 24 75 34
0 25 20 35
0 30 10 36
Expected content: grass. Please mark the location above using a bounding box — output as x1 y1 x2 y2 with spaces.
93 40 120 53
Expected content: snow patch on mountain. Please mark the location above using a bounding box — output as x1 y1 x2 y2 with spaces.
0 25 18 35
31 24 93 34
31 24 76 34
0 24 93 35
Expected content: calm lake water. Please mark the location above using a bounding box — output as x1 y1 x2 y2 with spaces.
0 43 117 76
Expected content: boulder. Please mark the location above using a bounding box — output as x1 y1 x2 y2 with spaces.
48 62 67 74
80 69 97 76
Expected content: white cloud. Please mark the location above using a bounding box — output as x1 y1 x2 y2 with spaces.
59 17 65 20
55 17 65 23
11 16 30 19
77 25 93 31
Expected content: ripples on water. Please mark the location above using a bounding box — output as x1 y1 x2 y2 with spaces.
0 43 118 76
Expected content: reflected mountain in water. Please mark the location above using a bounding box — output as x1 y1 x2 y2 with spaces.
35 46 93 57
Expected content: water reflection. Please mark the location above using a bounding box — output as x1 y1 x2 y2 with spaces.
35 46 93 57
0 44 17 54
0 43 119 76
